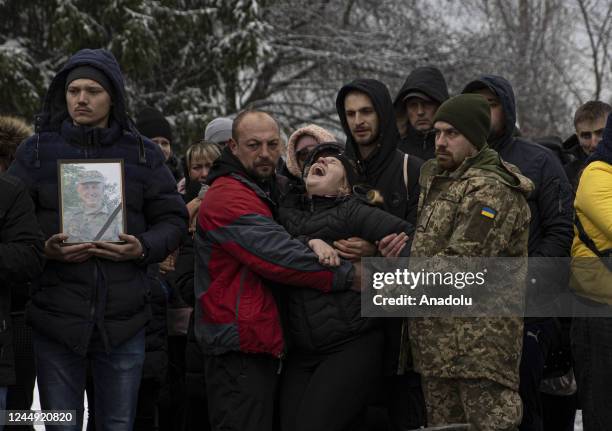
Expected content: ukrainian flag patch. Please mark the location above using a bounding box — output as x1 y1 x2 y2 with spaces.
481 206 497 219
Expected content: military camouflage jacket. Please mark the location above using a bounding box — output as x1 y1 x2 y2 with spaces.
63 204 123 243
407 148 533 390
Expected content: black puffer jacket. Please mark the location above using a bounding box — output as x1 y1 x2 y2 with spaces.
0 174 44 385
278 194 413 352
8 49 188 354
336 79 423 226
393 66 450 160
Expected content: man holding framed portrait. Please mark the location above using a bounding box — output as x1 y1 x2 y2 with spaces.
9 48 187 430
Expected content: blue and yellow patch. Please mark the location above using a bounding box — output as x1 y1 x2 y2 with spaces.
480 206 497 219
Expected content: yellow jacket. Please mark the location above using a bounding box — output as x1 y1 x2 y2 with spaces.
571 160 612 304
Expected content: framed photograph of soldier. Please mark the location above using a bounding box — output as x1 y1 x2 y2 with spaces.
58 159 127 244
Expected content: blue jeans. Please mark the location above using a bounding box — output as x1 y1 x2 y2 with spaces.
33 329 145 431
572 317 612 431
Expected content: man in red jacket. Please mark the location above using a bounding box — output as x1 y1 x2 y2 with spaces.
194 110 358 431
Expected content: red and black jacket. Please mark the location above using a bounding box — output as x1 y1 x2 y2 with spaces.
194 150 354 357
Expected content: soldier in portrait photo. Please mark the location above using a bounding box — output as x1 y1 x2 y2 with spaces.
63 169 123 243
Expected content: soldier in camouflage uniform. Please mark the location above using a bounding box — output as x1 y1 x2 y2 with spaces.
63 169 123 242
407 94 534 430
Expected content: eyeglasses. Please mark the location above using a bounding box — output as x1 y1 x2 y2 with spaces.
579 128 604 140
296 147 314 163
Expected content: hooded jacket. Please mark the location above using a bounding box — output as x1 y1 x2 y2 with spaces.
409 147 534 389
393 66 450 160
194 148 354 357
336 79 423 374
561 134 588 192
285 124 337 179
8 49 187 355
462 75 573 259
336 79 423 226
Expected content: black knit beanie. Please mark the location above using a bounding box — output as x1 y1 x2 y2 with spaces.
65 66 114 99
135 107 173 142
432 94 491 150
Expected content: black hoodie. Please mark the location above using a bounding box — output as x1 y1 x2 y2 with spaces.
392 66 450 159
336 79 422 375
336 79 422 226
462 75 573 259
561 133 588 191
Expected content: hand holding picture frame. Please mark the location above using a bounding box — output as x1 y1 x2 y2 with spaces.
58 159 127 244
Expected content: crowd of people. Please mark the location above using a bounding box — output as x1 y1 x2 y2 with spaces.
0 47 611 431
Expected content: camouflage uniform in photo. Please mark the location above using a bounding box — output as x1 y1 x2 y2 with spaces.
63 170 123 242
406 148 533 430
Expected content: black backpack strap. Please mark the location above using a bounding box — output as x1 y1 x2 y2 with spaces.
574 210 612 257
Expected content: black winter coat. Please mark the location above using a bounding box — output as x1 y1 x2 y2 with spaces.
8 49 187 355
142 270 169 382
562 134 587 192
0 174 44 385
278 194 413 352
463 75 574 258
463 75 574 325
392 66 450 160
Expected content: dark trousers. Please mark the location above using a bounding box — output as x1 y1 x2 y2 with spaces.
572 317 612 431
541 392 577 431
385 372 427 430
133 379 161 431
205 352 279 431
6 314 35 431
280 330 383 431
184 337 210 431
518 322 554 431
158 335 187 431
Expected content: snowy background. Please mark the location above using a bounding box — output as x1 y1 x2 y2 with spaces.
1 0 611 155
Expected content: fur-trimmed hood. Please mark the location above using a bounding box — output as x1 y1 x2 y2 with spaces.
285 124 337 177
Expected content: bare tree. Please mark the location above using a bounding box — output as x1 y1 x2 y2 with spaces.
442 0 576 137
575 0 612 100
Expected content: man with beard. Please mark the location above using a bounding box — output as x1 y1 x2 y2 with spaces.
463 75 574 431
336 79 425 429
393 66 450 160
194 110 359 431
409 93 532 430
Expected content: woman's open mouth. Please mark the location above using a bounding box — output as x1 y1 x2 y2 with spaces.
311 165 326 176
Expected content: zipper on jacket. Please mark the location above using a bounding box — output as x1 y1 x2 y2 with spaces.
90 260 98 321
277 357 284 375
235 268 247 319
